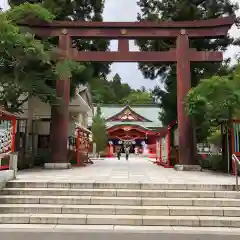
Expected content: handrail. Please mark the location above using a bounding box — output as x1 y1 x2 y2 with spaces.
232 154 240 191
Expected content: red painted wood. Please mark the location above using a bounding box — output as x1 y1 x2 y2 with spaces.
30 26 231 38
50 35 71 164
22 16 234 28
118 39 129 52
107 105 152 122
176 34 197 165
60 48 223 63
190 50 223 62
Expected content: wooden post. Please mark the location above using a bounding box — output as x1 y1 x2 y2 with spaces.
47 34 71 169
176 31 198 169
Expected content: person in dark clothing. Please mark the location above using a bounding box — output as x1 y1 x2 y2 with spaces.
125 146 130 161
116 148 121 160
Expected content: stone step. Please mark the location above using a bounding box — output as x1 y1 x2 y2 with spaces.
1 196 240 206
1 204 240 217
1 214 240 227
2 188 240 198
6 181 236 191
1 224 240 234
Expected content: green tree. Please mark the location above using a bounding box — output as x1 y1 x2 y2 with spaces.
9 0 110 77
121 91 154 104
185 65 240 141
89 73 134 104
136 0 238 126
110 74 132 101
7 1 109 163
0 3 86 112
8 1 110 106
91 106 108 156
89 77 117 104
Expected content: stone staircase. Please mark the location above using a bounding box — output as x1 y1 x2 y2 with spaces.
0 181 240 231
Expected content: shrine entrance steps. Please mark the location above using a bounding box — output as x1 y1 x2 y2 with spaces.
0 181 240 237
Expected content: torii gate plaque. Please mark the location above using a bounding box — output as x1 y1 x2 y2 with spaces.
22 16 234 168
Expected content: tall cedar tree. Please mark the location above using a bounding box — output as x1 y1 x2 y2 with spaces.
1 3 89 113
9 0 110 95
89 73 133 104
91 106 108 155
136 0 238 127
0 5 58 112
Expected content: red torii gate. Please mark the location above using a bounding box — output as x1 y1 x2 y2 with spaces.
21 16 235 167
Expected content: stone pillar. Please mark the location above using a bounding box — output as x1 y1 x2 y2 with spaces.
175 31 199 171
93 142 97 158
9 153 18 179
45 34 71 169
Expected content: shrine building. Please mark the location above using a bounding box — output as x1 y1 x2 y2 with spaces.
88 104 163 156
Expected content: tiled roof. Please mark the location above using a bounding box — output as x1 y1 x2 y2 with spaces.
88 104 162 127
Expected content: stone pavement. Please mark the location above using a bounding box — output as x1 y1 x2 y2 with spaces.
1 227 240 240
16 156 236 184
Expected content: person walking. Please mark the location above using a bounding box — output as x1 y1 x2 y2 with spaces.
116 147 121 160
125 146 130 161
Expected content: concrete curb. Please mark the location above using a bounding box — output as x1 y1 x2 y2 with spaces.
0 170 14 190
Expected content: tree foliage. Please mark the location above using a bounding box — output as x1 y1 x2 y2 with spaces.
91 106 108 154
9 0 110 77
0 3 88 112
120 91 154 105
89 73 152 104
185 65 240 141
136 0 238 126
6 0 110 112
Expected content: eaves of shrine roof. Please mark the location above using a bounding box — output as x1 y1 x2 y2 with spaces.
91 104 161 124
106 121 162 129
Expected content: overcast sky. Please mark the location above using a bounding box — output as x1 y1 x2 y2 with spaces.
1 0 240 89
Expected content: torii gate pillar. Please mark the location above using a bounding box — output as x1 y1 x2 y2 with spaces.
176 31 197 168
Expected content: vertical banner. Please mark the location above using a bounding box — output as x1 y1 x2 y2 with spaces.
161 135 169 164
156 139 160 159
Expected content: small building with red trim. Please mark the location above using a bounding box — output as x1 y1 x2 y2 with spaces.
88 104 162 156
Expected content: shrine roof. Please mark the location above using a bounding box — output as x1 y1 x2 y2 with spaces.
88 104 162 127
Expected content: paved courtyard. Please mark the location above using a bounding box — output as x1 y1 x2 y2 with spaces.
15 157 237 184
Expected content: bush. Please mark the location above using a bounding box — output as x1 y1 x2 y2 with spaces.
199 154 224 172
